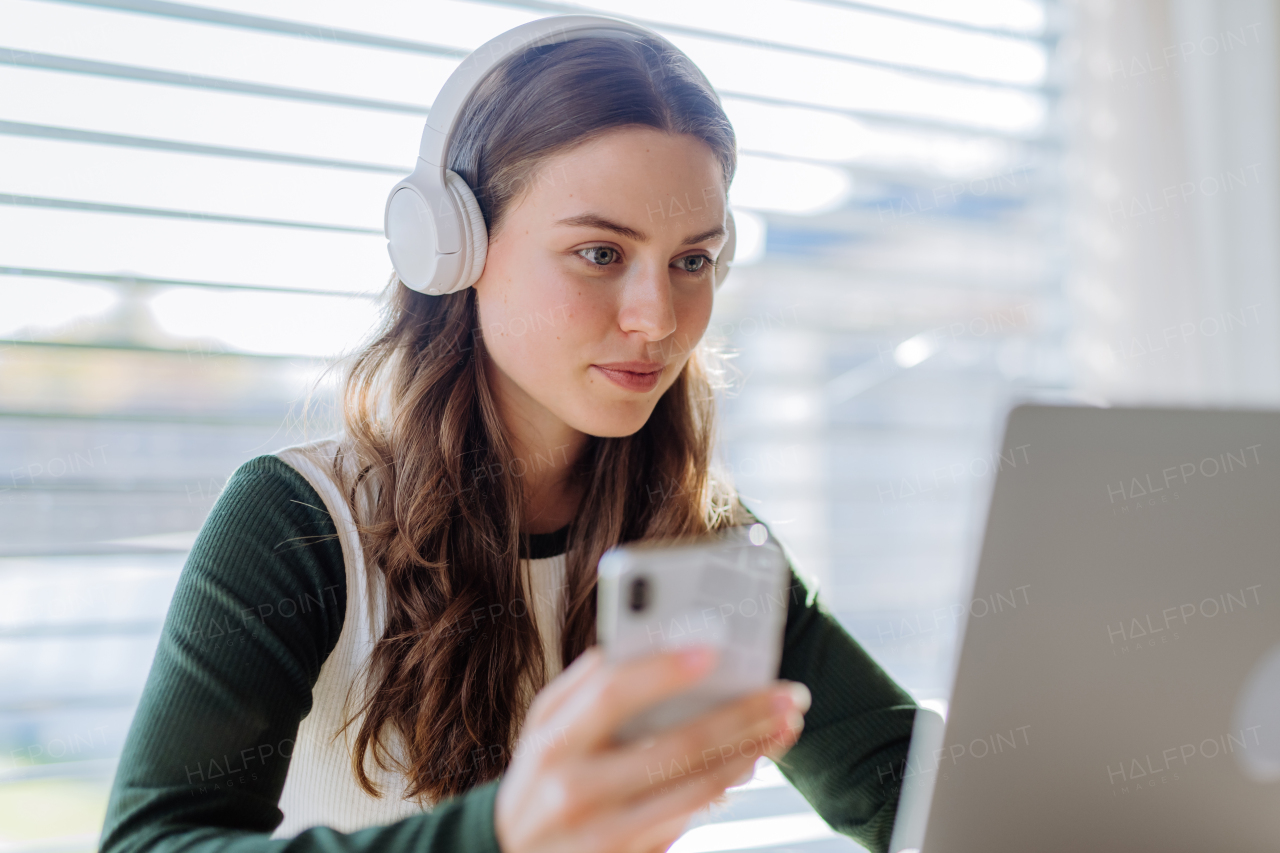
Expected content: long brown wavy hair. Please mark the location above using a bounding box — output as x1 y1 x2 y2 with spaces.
330 33 749 804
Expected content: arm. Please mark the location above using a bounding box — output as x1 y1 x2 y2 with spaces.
743 506 917 853
775 565 917 853
99 455 502 853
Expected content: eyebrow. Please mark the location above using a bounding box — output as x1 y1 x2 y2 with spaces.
555 213 725 247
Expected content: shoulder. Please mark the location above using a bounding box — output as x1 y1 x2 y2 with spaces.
201 450 341 553
730 493 821 612
207 433 356 541
182 448 349 639
224 450 329 502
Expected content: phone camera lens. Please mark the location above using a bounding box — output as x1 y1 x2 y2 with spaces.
628 576 651 612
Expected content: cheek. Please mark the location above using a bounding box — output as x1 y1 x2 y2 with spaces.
474 260 606 381
674 287 716 351
477 296 560 380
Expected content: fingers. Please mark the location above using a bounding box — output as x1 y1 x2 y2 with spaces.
526 646 605 726
626 810 694 853
507 658 810 853
727 757 759 788
542 645 720 755
591 680 807 804
579 745 763 853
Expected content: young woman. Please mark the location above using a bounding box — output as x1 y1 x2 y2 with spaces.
99 17 918 853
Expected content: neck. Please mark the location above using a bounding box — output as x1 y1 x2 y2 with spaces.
485 357 590 534
510 428 589 534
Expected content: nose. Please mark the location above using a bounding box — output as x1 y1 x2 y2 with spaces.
616 259 678 343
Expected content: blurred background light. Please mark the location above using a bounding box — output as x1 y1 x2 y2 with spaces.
0 276 120 339
893 332 940 368
147 289 381 358
731 155 853 215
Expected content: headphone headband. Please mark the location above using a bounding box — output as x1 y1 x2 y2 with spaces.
418 15 678 169
384 14 736 295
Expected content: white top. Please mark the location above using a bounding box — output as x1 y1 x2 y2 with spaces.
269 436 567 837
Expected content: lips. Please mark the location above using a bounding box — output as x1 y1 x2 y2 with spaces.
591 362 663 392
594 361 665 373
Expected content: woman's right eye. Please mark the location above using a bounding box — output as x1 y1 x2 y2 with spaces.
577 246 619 266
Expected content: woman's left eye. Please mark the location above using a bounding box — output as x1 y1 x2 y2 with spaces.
674 254 712 274
577 246 619 266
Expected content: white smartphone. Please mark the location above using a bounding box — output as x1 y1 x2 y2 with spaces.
596 522 791 743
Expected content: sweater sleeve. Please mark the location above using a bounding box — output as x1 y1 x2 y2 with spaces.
98 454 503 853
750 509 918 853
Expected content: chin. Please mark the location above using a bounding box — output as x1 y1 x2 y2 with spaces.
569 403 656 439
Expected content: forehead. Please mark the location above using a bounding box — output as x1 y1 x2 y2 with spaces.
514 126 727 234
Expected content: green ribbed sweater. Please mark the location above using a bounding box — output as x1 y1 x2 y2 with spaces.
99 454 917 853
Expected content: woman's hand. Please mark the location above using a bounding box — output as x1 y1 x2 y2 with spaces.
493 645 811 853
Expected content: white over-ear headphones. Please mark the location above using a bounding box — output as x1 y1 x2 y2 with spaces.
384 14 737 296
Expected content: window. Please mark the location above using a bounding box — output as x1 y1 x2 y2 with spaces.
0 1 1066 849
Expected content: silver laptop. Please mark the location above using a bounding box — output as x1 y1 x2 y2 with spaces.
890 404 1280 853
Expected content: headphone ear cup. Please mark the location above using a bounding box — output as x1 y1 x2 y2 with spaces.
444 169 489 291
715 209 737 289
